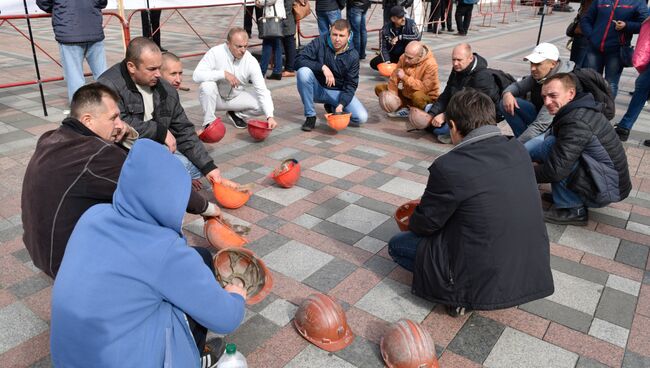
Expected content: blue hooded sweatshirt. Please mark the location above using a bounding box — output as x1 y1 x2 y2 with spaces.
51 139 245 368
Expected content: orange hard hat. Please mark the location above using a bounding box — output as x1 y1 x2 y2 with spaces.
213 247 273 305
380 319 439 368
212 181 252 209
394 199 421 231
378 62 398 77
204 217 248 251
293 293 354 352
272 159 301 188
199 117 226 143
406 107 431 131
325 112 351 131
247 119 272 141
379 91 402 113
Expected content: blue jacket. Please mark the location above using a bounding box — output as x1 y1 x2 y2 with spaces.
51 139 245 368
580 0 648 52
36 0 107 44
295 34 360 107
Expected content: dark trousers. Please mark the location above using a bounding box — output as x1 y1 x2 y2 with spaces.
282 35 297 72
427 0 453 31
244 5 263 38
188 246 215 352
370 53 401 70
455 3 473 35
141 9 162 47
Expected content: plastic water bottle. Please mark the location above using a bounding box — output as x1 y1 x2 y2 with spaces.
216 343 247 368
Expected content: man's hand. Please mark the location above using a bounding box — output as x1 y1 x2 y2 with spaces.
113 119 128 143
322 65 335 87
396 68 406 80
164 130 177 153
614 20 626 31
224 71 240 88
205 168 222 184
390 36 399 46
267 117 278 129
432 113 445 128
335 104 344 113
502 92 519 116
224 283 248 299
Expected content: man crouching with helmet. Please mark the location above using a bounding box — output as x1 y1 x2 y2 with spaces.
387 88 554 317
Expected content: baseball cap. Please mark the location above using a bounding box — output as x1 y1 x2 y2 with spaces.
523 43 559 63
390 5 406 18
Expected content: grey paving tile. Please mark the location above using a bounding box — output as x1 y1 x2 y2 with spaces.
589 211 628 229
595 287 637 329
576 356 610 368
353 236 387 254
355 197 397 216
558 226 620 259
312 220 365 245
606 274 641 296
520 299 593 333
550 255 609 285
0 302 48 354
245 195 286 214
255 186 312 206
484 327 578 368
362 172 395 189
286 345 356 368
626 221 650 237
331 178 356 190
310 159 359 178
644 270 650 285
7 119 47 129
352 145 388 157
30 356 52 368
366 162 388 172
355 278 434 323
408 165 430 176
315 142 334 149
392 161 413 170
292 213 322 229
258 299 299 326
0 225 23 242
588 318 629 348
378 177 425 200
8 275 51 299
334 335 383 368
346 149 381 161
246 293 278 313
222 167 249 180
321 150 339 158
363 255 397 276
622 350 650 368
308 198 350 219
368 218 401 243
256 215 287 231
448 314 506 364
247 233 290 258
268 147 300 160
546 223 567 243
262 240 333 281
615 240 649 269
240 161 263 170
629 212 650 227
546 270 604 315
327 204 391 234
336 191 363 203
303 257 357 292
225 314 280 355
296 176 327 191
11 248 31 263
230 171 265 184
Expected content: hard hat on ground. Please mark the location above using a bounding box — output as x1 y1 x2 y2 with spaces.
293 293 354 352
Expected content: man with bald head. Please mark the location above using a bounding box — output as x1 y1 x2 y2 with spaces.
414 43 501 143
374 41 440 117
161 52 184 90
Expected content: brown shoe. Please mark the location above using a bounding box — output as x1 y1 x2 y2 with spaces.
282 70 296 77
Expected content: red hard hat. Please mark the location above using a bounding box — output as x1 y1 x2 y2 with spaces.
293 293 354 352
213 247 273 305
204 217 248 251
406 107 431 131
378 62 398 77
379 91 402 113
394 199 421 231
325 112 351 131
199 117 226 143
272 159 301 188
247 119 272 141
212 181 252 209
380 319 439 368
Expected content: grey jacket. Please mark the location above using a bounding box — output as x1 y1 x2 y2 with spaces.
36 0 106 44
503 59 575 143
98 61 217 175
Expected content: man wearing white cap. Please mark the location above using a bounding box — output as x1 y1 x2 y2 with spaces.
500 43 575 150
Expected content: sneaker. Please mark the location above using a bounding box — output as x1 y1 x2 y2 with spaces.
324 104 334 114
437 134 452 144
267 73 282 80
615 125 630 142
446 305 472 318
227 111 247 129
387 107 410 118
544 206 588 226
200 352 218 368
301 116 317 131
644 139 650 147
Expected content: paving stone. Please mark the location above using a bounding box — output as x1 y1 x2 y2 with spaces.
11 248 31 264
310 159 359 178
546 270 604 315
302 257 356 292
246 293 278 314
589 211 628 229
606 274 641 296
591 206 630 220
292 213 322 229
312 220 365 245
336 191 362 203
558 226 620 259
262 240 333 281
240 161 263 170
346 149 381 162
230 171 264 184
622 350 650 368
588 318 629 348
245 195 286 214
366 162 388 172
256 215 287 231
225 314 280 355
0 130 33 144
595 287 638 329
363 255 397 276
546 223 567 243
353 236 387 254
615 240 649 269
222 167 249 180
296 176 327 192
408 165 430 176
327 204 390 234
575 356 610 368
448 314 506 364
353 146 387 157
520 299 593 333
355 197 397 216
483 327 578 368
258 299 299 327
368 218 401 243
246 233 290 258
254 186 312 206
392 161 413 170
330 179 356 190
550 255 609 285
268 147 300 160
308 198 350 219
285 345 357 368
8 275 51 299
378 177 426 200
355 278 434 323
362 172 395 189
316 142 334 149
30 356 52 368
0 302 48 354
644 271 650 285
333 335 383 368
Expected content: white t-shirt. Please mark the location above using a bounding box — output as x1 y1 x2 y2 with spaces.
136 84 154 121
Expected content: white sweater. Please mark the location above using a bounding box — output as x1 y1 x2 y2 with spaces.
193 44 274 118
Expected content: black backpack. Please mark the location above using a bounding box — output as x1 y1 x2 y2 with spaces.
486 68 516 99
570 68 616 120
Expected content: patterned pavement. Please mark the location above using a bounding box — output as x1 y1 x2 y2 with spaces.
1 4 650 368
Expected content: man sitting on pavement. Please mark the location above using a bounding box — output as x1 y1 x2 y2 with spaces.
412 43 500 143
370 6 421 71
193 27 277 130
295 19 368 131
374 41 440 118
21 83 218 278
500 42 574 150
98 37 222 186
533 73 631 225
388 88 554 317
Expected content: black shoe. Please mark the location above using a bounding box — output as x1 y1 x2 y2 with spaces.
544 206 588 226
205 337 226 362
447 28 454 32
227 111 247 129
200 351 218 368
301 116 317 131
541 192 553 203
324 104 334 114
446 305 472 318
644 139 650 147
160 47 168 53
267 73 282 80
615 126 630 142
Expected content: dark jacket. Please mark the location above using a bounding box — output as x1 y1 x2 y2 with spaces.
383 0 413 9
316 0 346 12
380 18 421 61
21 118 208 278
410 125 554 310
348 0 371 10
295 34 360 107
98 61 217 175
535 93 631 205
282 0 296 36
36 0 106 44
428 53 499 116
580 0 648 52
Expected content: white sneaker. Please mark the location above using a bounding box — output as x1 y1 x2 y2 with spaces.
387 107 409 118
437 134 452 144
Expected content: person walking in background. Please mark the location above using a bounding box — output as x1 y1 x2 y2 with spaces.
347 0 371 59
316 0 345 35
427 0 453 33
258 0 286 80
141 9 166 52
568 0 595 68
280 0 298 77
455 0 478 36
244 2 263 38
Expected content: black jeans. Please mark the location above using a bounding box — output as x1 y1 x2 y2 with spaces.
141 9 162 47
282 34 297 72
455 2 473 35
188 246 215 352
244 5 263 38
427 0 453 31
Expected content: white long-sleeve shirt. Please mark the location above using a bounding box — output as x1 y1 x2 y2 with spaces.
193 44 274 118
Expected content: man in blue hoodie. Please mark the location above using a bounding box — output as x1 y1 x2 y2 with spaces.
295 19 368 131
51 139 247 367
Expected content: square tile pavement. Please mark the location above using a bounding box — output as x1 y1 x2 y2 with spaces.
262 240 333 281
310 159 359 179
326 204 390 234
255 186 312 206
378 177 426 200
545 270 604 315
558 226 620 259
258 299 299 327
355 278 434 323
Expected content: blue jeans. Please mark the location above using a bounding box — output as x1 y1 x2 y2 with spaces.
347 7 367 59
388 231 423 272
530 135 584 209
59 41 107 102
316 9 341 35
174 151 202 180
433 124 450 136
259 38 283 75
617 68 650 130
499 98 538 137
570 36 590 69
585 45 623 98
296 67 368 125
